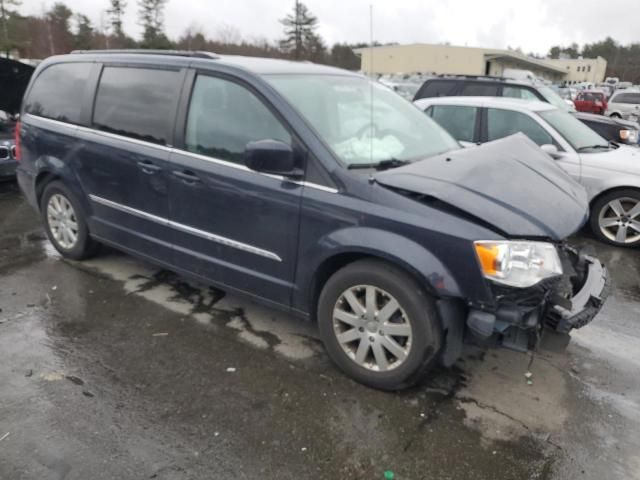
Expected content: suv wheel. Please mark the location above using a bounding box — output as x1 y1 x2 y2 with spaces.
590 189 640 247
41 181 99 260
318 259 442 390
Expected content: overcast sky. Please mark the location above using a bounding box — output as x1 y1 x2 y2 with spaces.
24 0 637 56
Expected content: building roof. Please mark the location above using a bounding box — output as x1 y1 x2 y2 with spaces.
354 43 569 74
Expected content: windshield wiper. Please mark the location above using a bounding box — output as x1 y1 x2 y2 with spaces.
577 144 611 152
347 158 410 171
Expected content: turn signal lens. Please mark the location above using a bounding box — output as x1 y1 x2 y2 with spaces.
474 241 563 288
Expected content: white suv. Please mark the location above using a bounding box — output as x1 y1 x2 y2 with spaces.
606 90 640 122
414 96 640 247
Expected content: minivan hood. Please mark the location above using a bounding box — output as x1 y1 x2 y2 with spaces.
375 134 588 240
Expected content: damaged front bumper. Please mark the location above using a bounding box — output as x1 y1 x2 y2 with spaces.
466 247 609 352
544 255 609 333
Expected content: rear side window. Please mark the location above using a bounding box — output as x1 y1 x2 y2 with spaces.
612 92 640 104
93 66 182 145
503 86 540 101
414 80 457 100
185 75 291 164
430 105 477 142
487 108 554 146
459 83 499 96
24 63 91 124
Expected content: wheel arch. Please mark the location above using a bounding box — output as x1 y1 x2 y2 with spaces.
35 170 61 210
589 185 640 211
302 228 464 323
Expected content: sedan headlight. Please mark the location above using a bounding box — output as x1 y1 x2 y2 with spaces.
474 241 563 288
619 129 639 144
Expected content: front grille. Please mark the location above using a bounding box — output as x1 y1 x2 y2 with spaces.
491 276 560 309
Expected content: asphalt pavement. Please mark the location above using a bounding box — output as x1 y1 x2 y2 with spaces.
1 180 638 480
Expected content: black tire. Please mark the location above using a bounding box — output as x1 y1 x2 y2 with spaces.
590 188 640 247
317 259 443 390
610 113 621 118
41 181 100 260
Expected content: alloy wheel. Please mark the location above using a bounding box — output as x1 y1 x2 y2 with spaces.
332 285 412 372
598 197 640 245
47 193 79 250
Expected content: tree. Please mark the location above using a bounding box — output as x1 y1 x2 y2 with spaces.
47 2 74 54
549 42 580 59
138 0 171 49
0 0 20 57
74 13 93 50
279 1 325 61
107 0 126 38
330 43 360 70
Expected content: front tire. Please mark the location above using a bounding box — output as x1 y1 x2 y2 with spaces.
41 181 99 260
317 259 443 390
590 189 640 247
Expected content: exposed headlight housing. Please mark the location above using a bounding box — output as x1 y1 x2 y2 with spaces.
474 241 563 288
619 129 639 144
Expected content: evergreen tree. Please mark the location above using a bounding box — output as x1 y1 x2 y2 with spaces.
138 0 171 49
0 0 20 56
279 1 324 61
74 13 93 50
107 0 126 38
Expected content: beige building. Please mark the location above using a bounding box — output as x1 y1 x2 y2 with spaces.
355 43 607 84
544 57 608 84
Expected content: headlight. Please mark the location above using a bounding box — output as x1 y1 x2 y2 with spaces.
474 241 563 288
619 129 639 143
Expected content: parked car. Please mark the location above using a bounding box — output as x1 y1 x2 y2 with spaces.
606 89 640 122
413 75 572 110
17 51 608 390
414 96 640 247
0 57 35 179
574 112 639 146
414 75 638 150
0 112 17 179
574 90 608 115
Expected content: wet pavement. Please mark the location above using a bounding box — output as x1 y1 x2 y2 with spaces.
1 180 639 480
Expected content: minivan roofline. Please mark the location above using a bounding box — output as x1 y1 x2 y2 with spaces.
53 50 362 78
70 49 220 59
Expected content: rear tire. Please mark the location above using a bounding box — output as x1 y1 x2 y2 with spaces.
317 259 443 390
590 189 640 247
610 113 622 119
41 181 100 260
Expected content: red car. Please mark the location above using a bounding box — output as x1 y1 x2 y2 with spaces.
574 90 608 114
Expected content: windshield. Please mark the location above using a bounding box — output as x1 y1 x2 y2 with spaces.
539 109 609 151
266 74 459 167
538 86 574 112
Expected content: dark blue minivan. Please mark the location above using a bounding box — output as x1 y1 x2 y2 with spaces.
16 51 608 389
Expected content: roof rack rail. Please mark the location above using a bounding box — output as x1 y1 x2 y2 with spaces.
70 49 219 59
436 73 510 81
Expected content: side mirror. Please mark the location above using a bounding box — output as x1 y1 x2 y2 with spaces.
541 144 562 159
244 140 302 177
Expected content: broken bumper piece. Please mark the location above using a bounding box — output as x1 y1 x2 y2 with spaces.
545 255 609 334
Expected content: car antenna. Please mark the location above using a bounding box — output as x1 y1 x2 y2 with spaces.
369 4 374 167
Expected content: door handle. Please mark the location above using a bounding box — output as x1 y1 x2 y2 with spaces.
173 170 200 184
137 160 161 174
